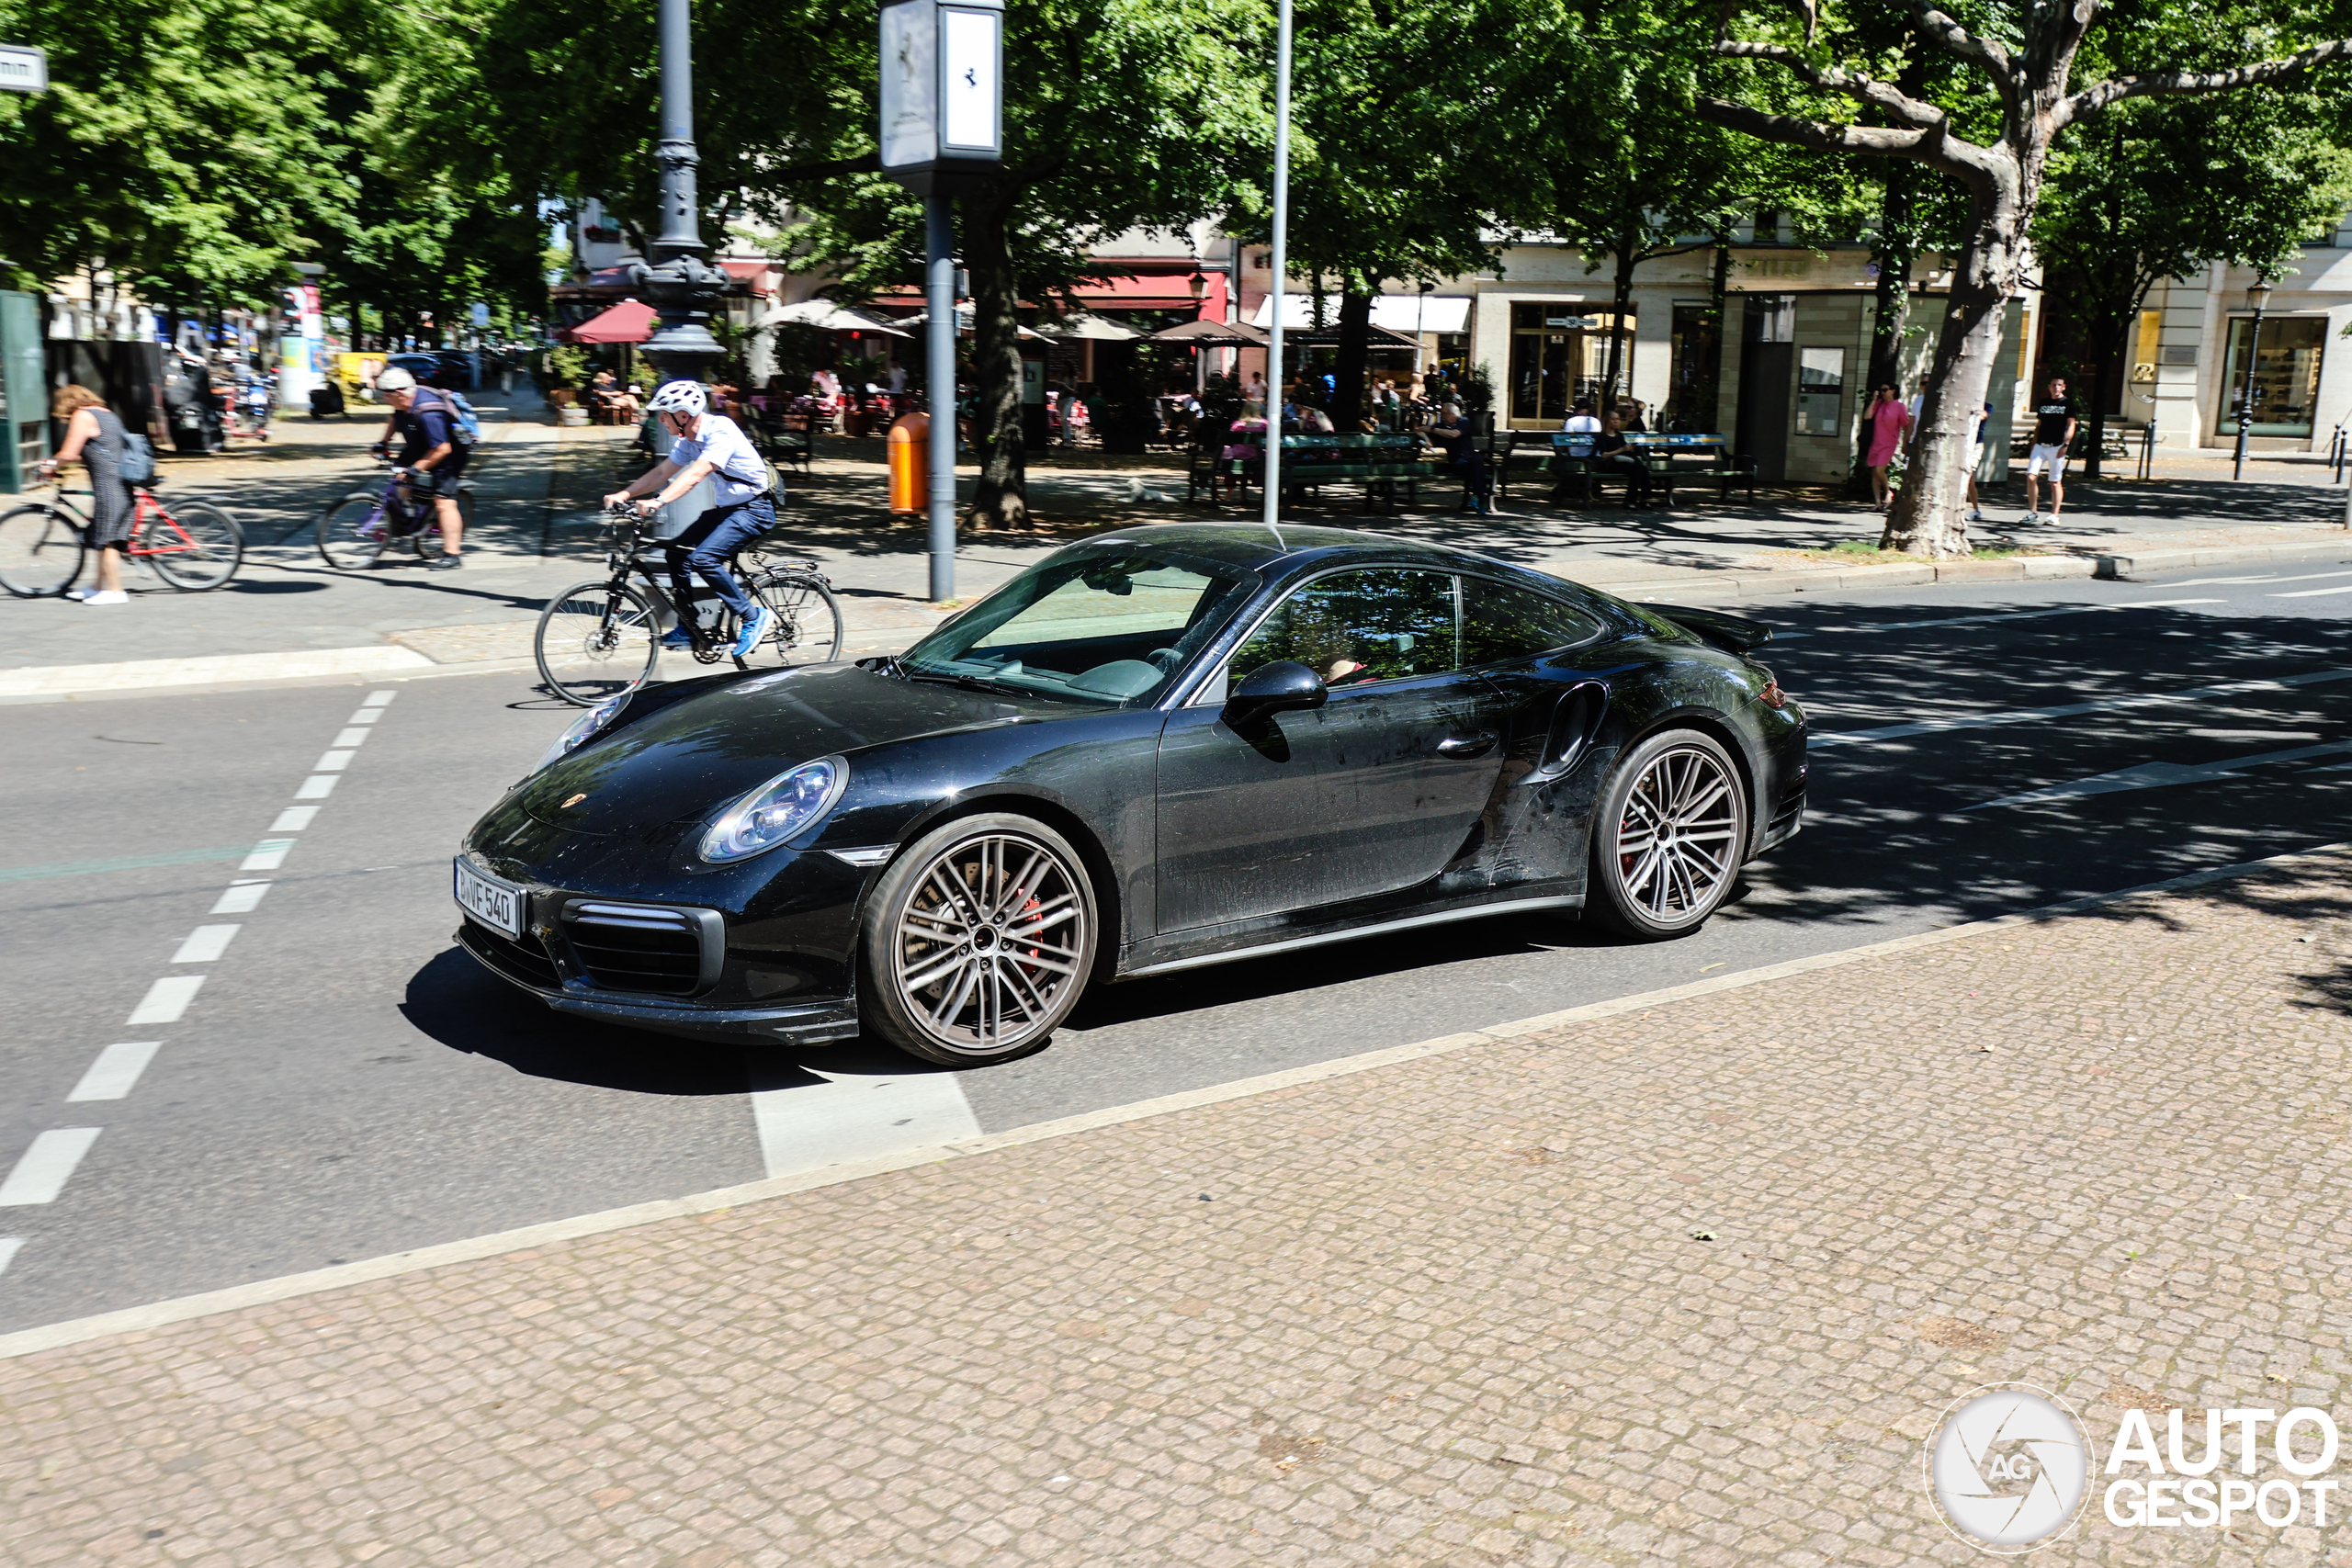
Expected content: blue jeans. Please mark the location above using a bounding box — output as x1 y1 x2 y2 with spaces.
667 492 774 621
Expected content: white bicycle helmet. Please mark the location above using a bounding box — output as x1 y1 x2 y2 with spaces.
375 366 416 394
645 380 708 417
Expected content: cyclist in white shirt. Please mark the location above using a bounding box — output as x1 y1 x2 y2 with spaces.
604 380 776 658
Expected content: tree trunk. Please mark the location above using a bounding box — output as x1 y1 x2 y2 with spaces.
1330 290 1373 431
964 187 1030 529
1883 187 2023 558
1604 225 1636 412
2079 307 2133 481
1705 221 1732 427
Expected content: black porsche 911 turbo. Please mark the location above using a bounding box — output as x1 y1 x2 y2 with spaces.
455 523 1806 1066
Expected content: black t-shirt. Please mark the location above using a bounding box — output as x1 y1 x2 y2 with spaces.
2032 399 2075 446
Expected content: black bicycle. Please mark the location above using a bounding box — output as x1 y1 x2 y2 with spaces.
533 502 845 705
316 453 478 570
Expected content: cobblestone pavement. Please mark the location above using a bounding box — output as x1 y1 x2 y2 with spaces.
5 816 2350 1565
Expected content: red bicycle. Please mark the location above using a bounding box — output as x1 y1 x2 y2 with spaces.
0 480 244 596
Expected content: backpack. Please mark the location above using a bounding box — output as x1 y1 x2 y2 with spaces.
117 430 155 485
420 387 481 450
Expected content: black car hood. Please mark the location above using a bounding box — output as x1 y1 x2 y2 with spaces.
501 664 1037 846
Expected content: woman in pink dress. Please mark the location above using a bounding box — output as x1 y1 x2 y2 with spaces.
1864 385 1913 511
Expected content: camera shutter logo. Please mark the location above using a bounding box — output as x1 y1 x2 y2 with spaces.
1925 1384 2095 1553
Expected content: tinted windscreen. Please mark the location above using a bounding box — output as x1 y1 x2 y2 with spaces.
901 547 1254 705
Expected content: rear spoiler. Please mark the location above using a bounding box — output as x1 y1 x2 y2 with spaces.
1636 603 1772 654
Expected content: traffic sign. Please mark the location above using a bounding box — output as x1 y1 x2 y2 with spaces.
0 45 47 93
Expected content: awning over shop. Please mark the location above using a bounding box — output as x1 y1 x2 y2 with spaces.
559 299 658 344
1249 294 1472 334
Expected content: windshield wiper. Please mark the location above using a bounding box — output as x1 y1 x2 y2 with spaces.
901 668 1026 697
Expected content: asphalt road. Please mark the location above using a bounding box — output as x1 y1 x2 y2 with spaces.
5 557 2350 1332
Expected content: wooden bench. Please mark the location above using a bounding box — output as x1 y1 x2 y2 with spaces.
1210 433 1450 513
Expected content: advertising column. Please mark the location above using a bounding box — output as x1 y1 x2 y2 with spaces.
277 284 324 408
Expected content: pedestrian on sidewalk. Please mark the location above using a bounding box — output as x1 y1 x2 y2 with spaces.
34 386 134 604
2023 378 2076 522
1862 385 1912 511
1966 401 1992 521
371 366 469 569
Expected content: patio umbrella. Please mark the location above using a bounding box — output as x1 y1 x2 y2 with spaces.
1149 318 1271 347
755 299 911 337
899 310 1049 338
560 299 658 344
1040 312 1143 341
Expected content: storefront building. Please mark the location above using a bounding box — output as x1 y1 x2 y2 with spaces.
2135 231 2352 452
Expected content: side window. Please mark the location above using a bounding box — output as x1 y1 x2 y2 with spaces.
1460 578 1600 667
1229 570 1460 688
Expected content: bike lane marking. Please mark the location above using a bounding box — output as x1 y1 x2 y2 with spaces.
0 689 399 1280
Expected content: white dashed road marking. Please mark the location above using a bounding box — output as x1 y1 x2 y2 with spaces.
748 1062 982 1179
211 880 271 915
1815 668 2352 746
1971 738 2352 810
2 690 400 1276
2270 583 2352 599
67 1043 162 1102
240 840 295 872
170 925 241 964
0 1131 104 1206
127 976 205 1025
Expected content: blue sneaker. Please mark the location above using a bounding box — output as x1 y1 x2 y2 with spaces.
660 626 694 650
731 605 774 660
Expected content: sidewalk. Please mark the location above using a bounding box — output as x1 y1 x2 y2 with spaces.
6 410 2351 699
6 848 2347 1566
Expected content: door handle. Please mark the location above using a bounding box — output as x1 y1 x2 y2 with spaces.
1437 730 1497 760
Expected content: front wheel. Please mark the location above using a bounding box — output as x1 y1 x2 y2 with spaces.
1586 728 1749 941
144 502 243 591
861 814 1098 1067
535 580 660 705
317 492 389 570
0 504 86 597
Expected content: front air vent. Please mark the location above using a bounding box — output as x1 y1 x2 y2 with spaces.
461 922 562 990
560 901 718 997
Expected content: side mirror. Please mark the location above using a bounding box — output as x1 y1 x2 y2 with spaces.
1222 660 1328 729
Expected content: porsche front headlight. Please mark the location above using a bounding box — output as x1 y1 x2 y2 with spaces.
699 757 848 863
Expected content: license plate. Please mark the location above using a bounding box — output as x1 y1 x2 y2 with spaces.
454 858 524 938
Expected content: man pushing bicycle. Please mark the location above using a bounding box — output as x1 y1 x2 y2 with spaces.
604 380 775 660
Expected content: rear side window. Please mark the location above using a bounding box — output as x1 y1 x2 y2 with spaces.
1461 578 1600 667
1230 569 1459 687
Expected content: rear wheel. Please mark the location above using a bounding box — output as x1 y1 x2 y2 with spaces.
143 502 243 590
535 580 660 705
737 569 844 670
1586 728 1748 940
0 504 86 596
861 814 1097 1066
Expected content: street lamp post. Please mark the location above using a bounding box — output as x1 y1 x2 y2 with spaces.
1261 0 1295 538
634 0 729 389
880 0 1004 602
2232 277 2273 482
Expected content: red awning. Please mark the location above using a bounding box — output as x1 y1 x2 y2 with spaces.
722 259 776 296
1068 274 1204 310
560 299 658 344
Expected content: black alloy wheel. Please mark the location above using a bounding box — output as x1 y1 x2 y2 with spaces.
861 813 1098 1067
1588 728 1749 940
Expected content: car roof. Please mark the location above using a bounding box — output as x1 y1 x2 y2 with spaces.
1080 522 1509 577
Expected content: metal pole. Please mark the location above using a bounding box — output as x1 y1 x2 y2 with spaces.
1260 0 1294 539
925 192 956 601
638 0 725 386
2232 304 2265 481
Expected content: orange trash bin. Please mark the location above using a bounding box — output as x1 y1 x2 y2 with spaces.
887 412 930 514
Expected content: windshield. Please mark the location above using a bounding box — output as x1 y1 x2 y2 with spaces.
899 544 1256 705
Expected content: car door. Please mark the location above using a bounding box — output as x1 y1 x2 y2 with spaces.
1154 568 1513 932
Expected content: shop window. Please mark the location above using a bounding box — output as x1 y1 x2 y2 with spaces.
2217 315 2325 437
1507 302 1630 424
1795 347 1844 435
